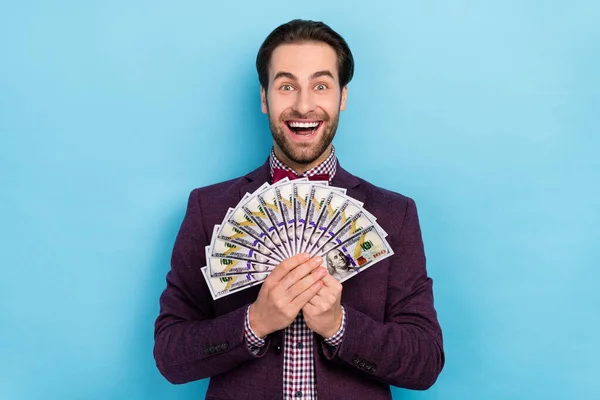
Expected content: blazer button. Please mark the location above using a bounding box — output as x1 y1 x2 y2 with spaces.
204 348 210 355
359 361 366 368
276 345 282 354
371 363 378 373
222 342 229 350
352 357 360 365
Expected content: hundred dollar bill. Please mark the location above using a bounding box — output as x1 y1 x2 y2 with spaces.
307 199 362 255
309 208 380 256
293 181 327 255
201 266 266 300
274 182 297 255
304 190 351 255
241 179 292 258
209 225 280 268
205 246 274 277
298 184 347 253
216 220 284 263
257 185 293 258
315 224 394 283
226 206 286 260
226 182 291 260
309 195 388 255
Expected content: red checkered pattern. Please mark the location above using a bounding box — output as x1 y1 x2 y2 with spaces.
283 311 316 399
242 148 346 399
244 307 346 399
245 306 265 353
269 147 337 184
323 308 346 347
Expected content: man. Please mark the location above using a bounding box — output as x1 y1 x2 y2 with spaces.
154 19 444 400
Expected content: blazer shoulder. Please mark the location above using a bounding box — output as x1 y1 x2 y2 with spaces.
189 161 268 201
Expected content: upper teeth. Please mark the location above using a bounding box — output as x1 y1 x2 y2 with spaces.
289 121 319 128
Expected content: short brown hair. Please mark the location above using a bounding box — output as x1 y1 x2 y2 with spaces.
256 19 354 90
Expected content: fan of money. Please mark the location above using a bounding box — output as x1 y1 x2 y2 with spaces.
201 178 394 300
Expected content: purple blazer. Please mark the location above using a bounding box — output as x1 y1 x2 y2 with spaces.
154 161 444 400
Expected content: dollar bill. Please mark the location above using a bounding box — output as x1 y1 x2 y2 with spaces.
298 184 347 253
315 224 394 283
274 183 296 255
240 180 293 258
201 266 266 300
226 207 286 260
205 246 274 277
209 226 280 269
303 190 351 255
293 181 319 256
310 208 383 256
257 185 294 258
216 221 285 263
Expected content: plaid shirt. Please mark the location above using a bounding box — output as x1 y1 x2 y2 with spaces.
268 147 337 183
244 147 346 399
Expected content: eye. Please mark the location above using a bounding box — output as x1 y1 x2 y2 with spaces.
280 84 295 91
314 83 327 90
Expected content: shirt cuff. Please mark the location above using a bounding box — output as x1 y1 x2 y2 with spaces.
244 305 266 353
323 305 346 347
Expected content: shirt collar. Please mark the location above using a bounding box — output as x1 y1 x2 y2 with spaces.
269 147 337 183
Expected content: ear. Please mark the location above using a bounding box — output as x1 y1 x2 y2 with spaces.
340 86 348 111
260 86 268 114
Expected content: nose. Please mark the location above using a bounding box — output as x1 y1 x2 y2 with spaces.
293 89 316 116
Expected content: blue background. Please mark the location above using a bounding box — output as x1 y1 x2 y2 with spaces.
1 1 599 399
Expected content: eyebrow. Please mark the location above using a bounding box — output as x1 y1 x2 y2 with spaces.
273 71 297 81
311 70 335 80
272 70 335 82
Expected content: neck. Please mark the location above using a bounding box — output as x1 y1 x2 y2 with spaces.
273 144 332 175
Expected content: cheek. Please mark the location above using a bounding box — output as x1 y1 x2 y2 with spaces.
322 96 342 115
268 93 295 114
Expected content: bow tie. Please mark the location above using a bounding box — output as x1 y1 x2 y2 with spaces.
272 168 329 184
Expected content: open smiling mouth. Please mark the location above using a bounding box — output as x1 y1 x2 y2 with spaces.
286 121 323 136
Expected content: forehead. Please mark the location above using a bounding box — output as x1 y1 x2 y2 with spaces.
269 42 338 80
329 249 342 257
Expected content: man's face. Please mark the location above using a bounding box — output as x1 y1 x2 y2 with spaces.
327 249 347 270
261 42 348 166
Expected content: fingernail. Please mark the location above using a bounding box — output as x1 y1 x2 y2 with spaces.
313 256 322 265
301 253 310 260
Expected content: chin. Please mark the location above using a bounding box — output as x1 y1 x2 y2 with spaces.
278 140 331 165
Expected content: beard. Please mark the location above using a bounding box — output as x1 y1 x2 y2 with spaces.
267 105 340 165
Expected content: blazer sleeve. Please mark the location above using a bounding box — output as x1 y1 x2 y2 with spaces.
153 189 268 384
321 197 445 390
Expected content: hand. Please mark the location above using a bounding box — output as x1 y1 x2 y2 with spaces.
249 253 326 338
302 272 343 338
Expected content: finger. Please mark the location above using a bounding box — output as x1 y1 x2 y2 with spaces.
266 253 310 284
286 266 327 302
308 296 320 307
309 284 339 308
278 256 324 292
291 279 323 310
302 301 318 315
321 272 342 289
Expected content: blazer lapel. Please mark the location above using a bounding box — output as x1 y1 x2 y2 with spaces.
238 158 271 199
331 162 366 205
